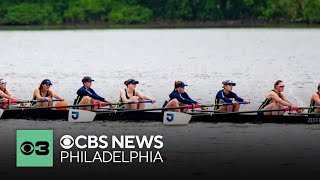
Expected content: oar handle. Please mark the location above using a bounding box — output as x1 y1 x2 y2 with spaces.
220 102 247 105
186 104 202 109
2 99 63 105
98 100 153 106
127 100 153 104
197 102 248 108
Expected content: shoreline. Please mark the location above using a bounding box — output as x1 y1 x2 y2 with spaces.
1 20 320 30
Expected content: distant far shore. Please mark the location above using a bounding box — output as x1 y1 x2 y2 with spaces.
1 20 320 30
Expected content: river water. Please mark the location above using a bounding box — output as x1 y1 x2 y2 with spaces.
0 28 320 179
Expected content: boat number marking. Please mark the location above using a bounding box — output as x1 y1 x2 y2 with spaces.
166 113 174 122
72 111 79 120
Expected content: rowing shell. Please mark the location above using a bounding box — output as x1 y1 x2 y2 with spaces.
1 108 320 124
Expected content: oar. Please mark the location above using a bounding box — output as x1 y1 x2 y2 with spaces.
98 100 153 108
126 100 153 104
116 104 203 113
6 102 107 110
193 102 248 111
200 102 248 108
1 99 62 105
296 106 320 110
288 112 320 116
202 106 300 115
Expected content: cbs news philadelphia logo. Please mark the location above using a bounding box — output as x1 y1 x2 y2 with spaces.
16 130 53 167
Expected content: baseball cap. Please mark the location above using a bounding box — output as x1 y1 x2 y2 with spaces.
175 81 188 88
223 80 236 86
82 76 94 83
42 79 52 85
125 79 139 86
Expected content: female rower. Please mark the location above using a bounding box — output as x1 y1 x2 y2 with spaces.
74 76 111 110
119 79 156 109
0 79 19 101
0 79 19 108
214 80 250 112
163 80 206 112
308 83 320 115
32 79 65 107
258 80 301 115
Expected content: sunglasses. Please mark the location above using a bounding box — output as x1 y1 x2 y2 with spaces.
278 85 285 88
0 82 7 85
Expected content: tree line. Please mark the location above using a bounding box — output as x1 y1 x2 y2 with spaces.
0 0 319 26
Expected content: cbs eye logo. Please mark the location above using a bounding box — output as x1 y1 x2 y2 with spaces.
20 141 50 155
60 135 74 149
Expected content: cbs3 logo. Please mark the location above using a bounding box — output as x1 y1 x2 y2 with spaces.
20 141 49 156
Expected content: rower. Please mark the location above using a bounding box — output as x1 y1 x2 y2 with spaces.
119 79 156 109
258 80 300 115
32 79 65 107
308 83 320 115
214 80 250 112
74 76 111 110
0 79 19 108
163 80 206 112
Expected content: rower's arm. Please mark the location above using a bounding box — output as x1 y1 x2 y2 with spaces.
312 94 320 105
280 93 294 105
120 89 131 103
231 92 244 102
181 92 198 104
89 89 106 102
78 87 106 102
136 90 154 101
0 90 11 99
5 89 18 100
34 88 44 100
270 92 292 106
216 91 232 103
50 90 64 100
4 89 12 97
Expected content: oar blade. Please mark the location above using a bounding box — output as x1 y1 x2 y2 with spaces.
163 111 192 125
0 109 4 118
68 109 96 123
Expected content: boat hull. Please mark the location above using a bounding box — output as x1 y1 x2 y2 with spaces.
1 109 320 124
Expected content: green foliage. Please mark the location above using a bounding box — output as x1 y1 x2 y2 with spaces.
190 0 222 20
163 0 193 20
64 0 113 23
302 0 320 23
261 0 303 22
108 5 153 24
4 3 60 25
0 0 320 25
